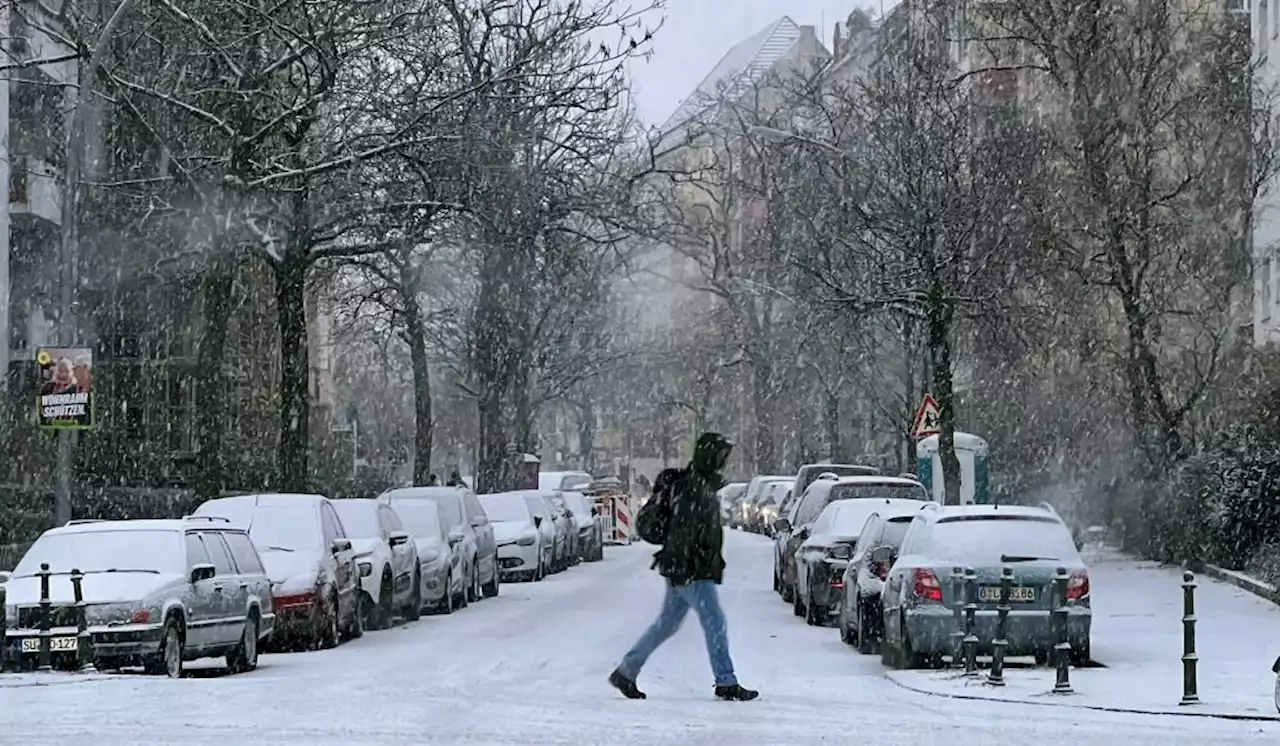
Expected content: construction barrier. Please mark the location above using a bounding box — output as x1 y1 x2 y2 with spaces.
603 493 638 545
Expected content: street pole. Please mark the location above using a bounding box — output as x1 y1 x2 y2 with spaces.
0 0 13 409
53 0 139 525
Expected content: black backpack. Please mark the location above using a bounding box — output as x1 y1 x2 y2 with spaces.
636 476 679 545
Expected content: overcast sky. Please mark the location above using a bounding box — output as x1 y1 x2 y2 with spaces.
628 1 879 126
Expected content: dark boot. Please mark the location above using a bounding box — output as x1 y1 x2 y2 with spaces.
608 669 647 700
714 684 759 701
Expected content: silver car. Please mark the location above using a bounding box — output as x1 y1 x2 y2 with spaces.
382 498 463 614
380 486 500 604
2 517 275 677
880 504 1093 669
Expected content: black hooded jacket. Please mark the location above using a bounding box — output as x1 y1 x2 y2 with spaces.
653 434 730 585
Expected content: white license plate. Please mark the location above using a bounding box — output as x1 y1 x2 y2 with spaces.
21 636 78 653
978 586 1036 602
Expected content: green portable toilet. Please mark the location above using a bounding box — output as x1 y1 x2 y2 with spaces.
916 432 990 504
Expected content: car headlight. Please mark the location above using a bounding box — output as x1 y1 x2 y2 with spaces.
3 604 16 628
358 561 373 577
517 534 536 546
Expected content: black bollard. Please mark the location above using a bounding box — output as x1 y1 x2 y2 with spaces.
987 566 1013 686
1052 566 1073 693
963 567 979 676
71 569 93 671
37 562 52 672
1180 571 1199 705
950 566 965 666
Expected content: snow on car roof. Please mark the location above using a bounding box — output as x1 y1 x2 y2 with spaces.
382 487 466 500
932 504 1057 521
209 493 328 506
46 519 188 536
830 476 923 486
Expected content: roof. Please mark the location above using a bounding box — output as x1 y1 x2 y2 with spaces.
46 517 245 536
657 16 808 143
832 476 923 486
929 505 1058 522
205 493 328 506
381 487 466 502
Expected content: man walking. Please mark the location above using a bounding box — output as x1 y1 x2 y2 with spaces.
608 432 759 702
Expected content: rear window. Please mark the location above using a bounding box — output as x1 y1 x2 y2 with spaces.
814 501 888 536
829 483 926 501
928 516 1080 564
882 518 913 547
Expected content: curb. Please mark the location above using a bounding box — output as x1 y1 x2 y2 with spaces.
1202 564 1280 607
883 672 1280 722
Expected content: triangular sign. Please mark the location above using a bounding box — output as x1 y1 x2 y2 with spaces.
912 394 941 439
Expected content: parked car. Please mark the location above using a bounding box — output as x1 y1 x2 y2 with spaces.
542 493 576 571
775 476 929 603
838 505 928 652
736 475 790 531
560 491 605 562
379 486 500 603
382 498 462 613
480 491 551 581
330 499 420 629
194 494 362 650
879 503 1092 669
792 499 926 626
789 463 881 511
3 517 275 677
754 480 795 536
718 482 748 524
523 493 562 574
538 471 594 492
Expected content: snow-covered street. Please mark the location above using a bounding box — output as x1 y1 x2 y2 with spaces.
3 531 1279 744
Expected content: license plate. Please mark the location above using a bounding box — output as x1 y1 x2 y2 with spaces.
978 585 1035 602
21 636 78 653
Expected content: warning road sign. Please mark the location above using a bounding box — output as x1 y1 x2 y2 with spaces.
912 394 940 439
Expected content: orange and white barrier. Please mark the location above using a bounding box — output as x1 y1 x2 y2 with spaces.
604 494 638 545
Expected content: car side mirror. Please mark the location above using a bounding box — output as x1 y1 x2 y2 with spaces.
389 530 410 547
795 526 809 539
0 570 10 585
331 537 353 554
471 516 487 528
533 515 543 528
565 510 575 518
189 563 216 583
448 531 464 547
591 506 599 517
773 518 791 534
870 546 895 565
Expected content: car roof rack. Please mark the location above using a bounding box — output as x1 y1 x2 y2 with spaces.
1038 501 1060 517
184 515 231 523
64 519 106 526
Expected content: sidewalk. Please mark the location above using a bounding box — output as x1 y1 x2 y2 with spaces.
885 545 1280 719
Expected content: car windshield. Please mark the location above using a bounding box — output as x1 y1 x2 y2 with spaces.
391 502 442 538
14 530 183 576
480 494 532 522
928 516 1081 564
560 493 589 514
246 505 321 551
560 475 592 491
524 497 548 518
382 488 465 527
330 502 380 538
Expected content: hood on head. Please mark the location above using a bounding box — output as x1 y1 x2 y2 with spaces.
692 432 732 475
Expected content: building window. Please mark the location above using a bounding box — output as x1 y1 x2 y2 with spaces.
1262 257 1273 320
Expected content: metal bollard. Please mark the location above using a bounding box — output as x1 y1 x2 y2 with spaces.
37 563 52 671
71 569 93 671
963 567 979 676
987 566 1013 686
950 566 965 666
1180 571 1199 705
1052 566 1073 693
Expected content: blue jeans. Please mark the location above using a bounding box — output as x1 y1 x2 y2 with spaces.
618 579 738 686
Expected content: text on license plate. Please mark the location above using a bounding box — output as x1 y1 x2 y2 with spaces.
20 636 78 653
978 586 1036 602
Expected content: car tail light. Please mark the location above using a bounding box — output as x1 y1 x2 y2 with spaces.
1065 571 1090 601
829 578 844 589
130 610 152 624
912 568 943 602
274 592 315 610
872 562 889 581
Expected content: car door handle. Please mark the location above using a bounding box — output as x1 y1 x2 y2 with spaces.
238 583 249 589
213 585 224 593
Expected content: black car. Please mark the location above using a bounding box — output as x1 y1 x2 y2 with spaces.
837 504 927 652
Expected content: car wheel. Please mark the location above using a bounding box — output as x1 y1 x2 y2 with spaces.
403 572 422 621
435 573 455 615
482 556 501 598
1070 640 1091 667
792 585 805 617
838 603 855 646
318 593 341 649
146 617 184 678
898 614 925 669
856 601 877 655
456 573 470 609
373 572 395 629
226 614 260 673
805 584 826 626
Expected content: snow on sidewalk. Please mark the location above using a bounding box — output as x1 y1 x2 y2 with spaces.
885 545 1280 719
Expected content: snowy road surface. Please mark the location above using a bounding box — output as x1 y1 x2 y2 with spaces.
3 531 1279 745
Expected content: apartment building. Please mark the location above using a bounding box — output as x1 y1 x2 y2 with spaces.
1253 0 1280 344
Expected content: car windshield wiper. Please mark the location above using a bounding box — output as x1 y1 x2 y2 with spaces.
260 545 295 552
93 568 161 574
1000 554 1058 563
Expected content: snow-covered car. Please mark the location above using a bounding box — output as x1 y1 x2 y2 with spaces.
193 494 362 650
538 470 593 492
382 498 463 614
480 491 550 581
755 480 795 536
522 493 560 574
792 498 925 626
379 486 500 603
718 482 748 524
542 492 577 571
838 505 927 652
560 491 604 562
3 517 275 677
330 499 420 629
775 476 929 603
880 504 1092 669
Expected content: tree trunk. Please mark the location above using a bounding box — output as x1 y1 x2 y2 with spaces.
275 252 310 492
577 404 594 471
926 282 962 505
472 270 511 494
512 372 536 455
405 302 434 486
824 390 841 462
751 359 776 473
194 255 234 499
902 319 919 470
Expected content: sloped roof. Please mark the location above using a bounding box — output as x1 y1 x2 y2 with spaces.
656 16 808 143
